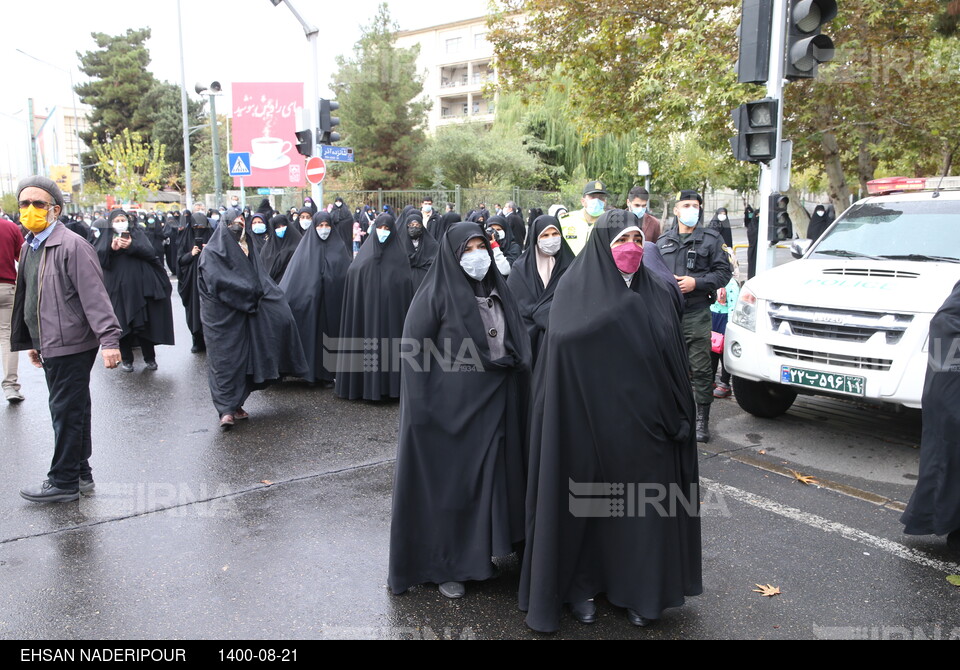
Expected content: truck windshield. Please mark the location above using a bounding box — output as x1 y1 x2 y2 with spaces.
811 199 960 262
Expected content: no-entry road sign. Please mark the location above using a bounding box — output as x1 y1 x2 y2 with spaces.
306 156 327 184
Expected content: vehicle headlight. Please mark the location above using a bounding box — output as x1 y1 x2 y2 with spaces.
731 286 758 332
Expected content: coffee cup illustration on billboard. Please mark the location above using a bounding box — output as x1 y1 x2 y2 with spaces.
250 136 293 170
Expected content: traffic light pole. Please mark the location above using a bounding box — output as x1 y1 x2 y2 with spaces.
757 0 788 274
275 0 322 207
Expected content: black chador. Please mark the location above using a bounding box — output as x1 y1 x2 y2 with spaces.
279 212 351 384
335 213 415 401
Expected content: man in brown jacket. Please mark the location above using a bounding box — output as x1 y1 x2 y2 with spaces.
10 176 122 503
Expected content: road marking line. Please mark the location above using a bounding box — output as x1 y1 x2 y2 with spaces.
701 478 960 574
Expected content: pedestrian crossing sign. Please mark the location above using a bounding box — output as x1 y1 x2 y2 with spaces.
228 152 252 177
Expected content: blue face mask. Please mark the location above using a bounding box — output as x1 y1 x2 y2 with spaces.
377 228 391 243
585 197 605 217
252 223 267 235
275 226 287 239
678 208 700 228
631 206 647 219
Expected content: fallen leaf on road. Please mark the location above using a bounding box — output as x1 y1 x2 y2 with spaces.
789 470 818 485
947 575 960 587
758 449 766 455
261 480 274 486
753 584 781 597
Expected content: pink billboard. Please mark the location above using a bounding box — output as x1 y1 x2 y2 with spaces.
231 82 305 188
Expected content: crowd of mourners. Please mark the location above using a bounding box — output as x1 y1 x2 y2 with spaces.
4 174 957 634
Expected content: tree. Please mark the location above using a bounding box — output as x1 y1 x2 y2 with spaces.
92 128 169 204
139 81 206 181
331 3 431 189
421 121 542 188
488 0 959 212
75 28 158 174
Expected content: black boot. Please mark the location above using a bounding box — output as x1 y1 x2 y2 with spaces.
696 404 711 443
948 529 960 552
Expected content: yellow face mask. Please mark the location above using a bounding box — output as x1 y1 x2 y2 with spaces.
19 205 52 235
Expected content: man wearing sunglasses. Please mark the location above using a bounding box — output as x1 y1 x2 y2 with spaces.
9 176 122 503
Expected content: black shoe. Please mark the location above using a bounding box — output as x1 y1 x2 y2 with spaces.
20 480 79 503
696 404 711 443
120 361 134 373
627 609 655 627
569 600 596 624
438 581 465 599
79 478 95 495
144 360 158 371
948 529 960 552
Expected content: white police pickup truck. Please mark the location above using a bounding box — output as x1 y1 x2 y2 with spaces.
724 178 960 417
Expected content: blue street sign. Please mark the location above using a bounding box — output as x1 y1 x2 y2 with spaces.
257 188 271 195
320 145 355 163
228 152 252 177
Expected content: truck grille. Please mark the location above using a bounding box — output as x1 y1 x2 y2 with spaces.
768 303 912 345
822 267 919 279
772 346 893 371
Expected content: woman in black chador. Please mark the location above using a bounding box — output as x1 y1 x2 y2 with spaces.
259 214 302 284
279 211 351 385
335 213 415 401
398 210 440 290
389 222 531 600
177 211 214 353
198 209 307 430
901 280 960 553
93 210 175 371
506 214 574 366
519 209 702 632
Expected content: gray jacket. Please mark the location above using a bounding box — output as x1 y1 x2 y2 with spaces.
10 223 121 357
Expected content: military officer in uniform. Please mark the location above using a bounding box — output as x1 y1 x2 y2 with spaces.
655 190 732 443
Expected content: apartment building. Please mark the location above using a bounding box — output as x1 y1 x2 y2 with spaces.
394 16 498 133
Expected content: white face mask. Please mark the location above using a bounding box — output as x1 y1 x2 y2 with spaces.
718 214 728 222
300 218 312 230
460 248 491 281
113 221 129 233
538 236 562 257
317 226 332 240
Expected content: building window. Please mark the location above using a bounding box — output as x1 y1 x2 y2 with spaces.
473 101 481 114
474 32 487 49
441 107 450 118
446 37 461 54
461 103 469 116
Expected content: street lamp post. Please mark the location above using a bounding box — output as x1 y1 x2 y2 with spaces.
195 81 224 209
177 0 193 211
268 0 322 206
16 48 85 200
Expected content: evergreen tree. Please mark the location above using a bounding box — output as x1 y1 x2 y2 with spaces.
75 28 158 178
331 4 430 189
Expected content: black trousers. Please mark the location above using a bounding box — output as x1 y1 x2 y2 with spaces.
119 334 156 364
43 348 97 490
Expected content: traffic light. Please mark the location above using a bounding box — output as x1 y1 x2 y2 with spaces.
785 0 838 80
731 98 779 163
768 192 793 242
295 129 313 157
319 99 340 145
735 0 774 84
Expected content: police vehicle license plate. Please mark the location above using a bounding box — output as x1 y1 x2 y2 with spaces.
780 366 865 396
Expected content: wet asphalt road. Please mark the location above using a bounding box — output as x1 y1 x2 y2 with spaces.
2 232 959 640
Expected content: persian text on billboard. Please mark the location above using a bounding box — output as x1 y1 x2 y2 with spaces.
231 82 305 188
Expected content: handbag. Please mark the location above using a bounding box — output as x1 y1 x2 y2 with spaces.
711 330 724 354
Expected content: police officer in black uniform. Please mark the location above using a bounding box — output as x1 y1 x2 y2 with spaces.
656 190 733 443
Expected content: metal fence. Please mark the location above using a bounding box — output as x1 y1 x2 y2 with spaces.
311 186 562 217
